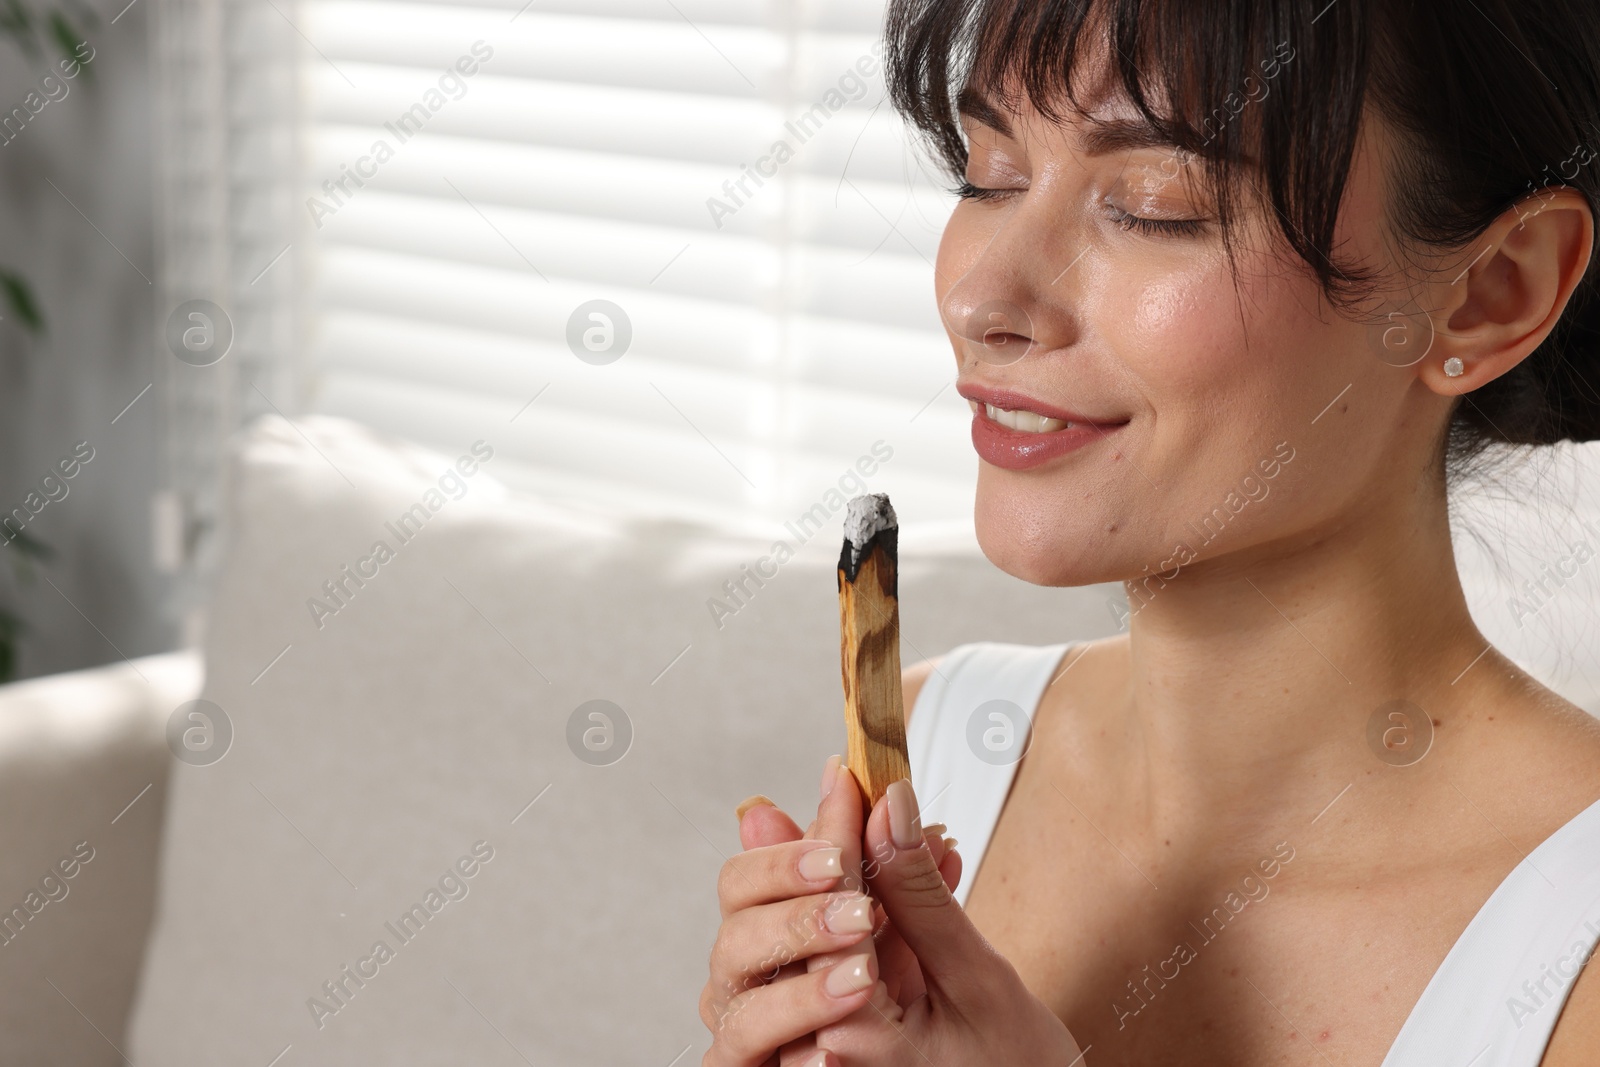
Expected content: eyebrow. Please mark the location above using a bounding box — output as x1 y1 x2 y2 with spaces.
957 87 1187 157
1078 118 1186 156
956 86 1016 139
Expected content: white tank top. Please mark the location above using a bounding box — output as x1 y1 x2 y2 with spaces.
907 641 1600 1067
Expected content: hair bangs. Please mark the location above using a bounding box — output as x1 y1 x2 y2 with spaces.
886 0 1379 301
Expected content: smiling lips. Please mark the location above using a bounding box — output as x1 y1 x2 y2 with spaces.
959 386 1129 470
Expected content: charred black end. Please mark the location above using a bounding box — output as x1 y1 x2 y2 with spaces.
837 526 899 598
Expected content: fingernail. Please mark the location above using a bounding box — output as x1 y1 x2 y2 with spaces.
922 822 948 837
943 836 959 852
735 794 774 822
886 778 922 850
819 754 841 799
822 893 873 935
801 1049 832 1067
823 953 876 998
798 846 843 882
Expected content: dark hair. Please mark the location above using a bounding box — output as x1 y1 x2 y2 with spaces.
883 0 1600 479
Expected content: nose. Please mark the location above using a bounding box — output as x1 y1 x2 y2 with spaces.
940 196 1083 368
952 298 1037 366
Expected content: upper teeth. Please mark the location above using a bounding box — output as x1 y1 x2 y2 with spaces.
971 399 1071 433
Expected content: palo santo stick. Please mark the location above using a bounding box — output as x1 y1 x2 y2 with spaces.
837 493 912 809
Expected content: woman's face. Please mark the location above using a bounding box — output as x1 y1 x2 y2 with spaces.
937 72 1448 589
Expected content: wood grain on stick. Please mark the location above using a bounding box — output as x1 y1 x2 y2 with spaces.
837 495 911 809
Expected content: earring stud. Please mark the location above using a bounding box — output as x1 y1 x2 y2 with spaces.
1443 357 1465 378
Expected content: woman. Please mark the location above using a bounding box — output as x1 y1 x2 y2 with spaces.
701 0 1600 1062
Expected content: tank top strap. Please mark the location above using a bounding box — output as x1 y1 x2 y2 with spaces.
906 641 1074 909
1381 793 1600 1066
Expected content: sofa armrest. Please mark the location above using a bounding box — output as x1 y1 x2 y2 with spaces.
0 651 202 1066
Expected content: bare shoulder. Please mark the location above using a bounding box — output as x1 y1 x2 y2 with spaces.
1542 957 1600 1064
901 657 942 730
1478 670 1600 1064
1480 665 1600 815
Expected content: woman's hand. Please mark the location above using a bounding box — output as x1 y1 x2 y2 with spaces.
700 757 1087 1067
700 755 909 1066
814 770 1086 1065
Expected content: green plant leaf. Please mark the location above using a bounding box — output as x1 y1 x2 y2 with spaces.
0 608 22 684
3 526 54 563
0 269 45 335
0 0 40 57
47 11 90 80
1 527 52 588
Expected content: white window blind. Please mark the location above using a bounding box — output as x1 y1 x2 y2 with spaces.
296 0 974 530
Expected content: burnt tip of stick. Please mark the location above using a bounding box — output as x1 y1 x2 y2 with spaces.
838 493 898 584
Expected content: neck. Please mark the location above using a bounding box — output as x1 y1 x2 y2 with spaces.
1108 475 1492 831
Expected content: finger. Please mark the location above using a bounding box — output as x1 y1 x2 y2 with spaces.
922 826 963 893
704 953 878 1067
738 798 805 851
862 777 994 1001
865 828 951 1008
719 838 847 916
871 909 921 1006
776 1038 815 1067
810 757 867 893
702 957 807 1040
710 891 876 994
803 758 877 981
939 840 963 894
775 990 820 1067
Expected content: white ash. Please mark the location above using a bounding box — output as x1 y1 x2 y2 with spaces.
843 493 897 568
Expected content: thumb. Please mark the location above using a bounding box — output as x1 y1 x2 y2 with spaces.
862 777 1000 998
735 795 803 850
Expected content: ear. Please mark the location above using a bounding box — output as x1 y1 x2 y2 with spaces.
1420 185 1594 396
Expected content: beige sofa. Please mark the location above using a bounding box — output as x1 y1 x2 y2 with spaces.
0 650 198 1065
1 415 1594 1064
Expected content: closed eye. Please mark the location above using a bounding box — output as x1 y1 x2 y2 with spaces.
960 181 1209 238
1105 204 1208 237
955 180 1018 202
